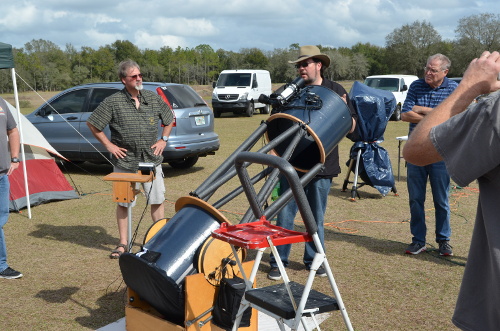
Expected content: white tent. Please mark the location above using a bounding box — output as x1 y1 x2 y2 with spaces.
1 42 79 217
5 100 79 212
0 42 33 217
5 101 65 159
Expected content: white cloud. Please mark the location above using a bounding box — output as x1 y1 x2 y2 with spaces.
153 17 219 37
0 3 38 30
91 14 122 26
85 29 124 48
1 0 499 52
134 31 188 50
48 10 69 20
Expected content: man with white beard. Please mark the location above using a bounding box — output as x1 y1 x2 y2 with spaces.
87 59 173 258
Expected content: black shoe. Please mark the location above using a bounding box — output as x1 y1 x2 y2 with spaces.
438 240 453 256
316 266 327 277
405 242 426 255
306 265 327 277
0 267 23 279
267 267 282 281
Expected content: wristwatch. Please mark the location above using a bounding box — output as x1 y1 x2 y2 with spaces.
11 157 20 163
162 136 169 142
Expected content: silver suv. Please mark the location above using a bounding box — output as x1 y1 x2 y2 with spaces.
26 82 220 169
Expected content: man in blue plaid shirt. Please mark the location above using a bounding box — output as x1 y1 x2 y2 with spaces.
401 54 458 256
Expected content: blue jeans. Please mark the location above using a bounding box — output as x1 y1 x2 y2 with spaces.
270 177 331 269
0 175 10 272
407 162 451 245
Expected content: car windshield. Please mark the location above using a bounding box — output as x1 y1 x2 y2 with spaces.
156 85 205 109
216 73 252 87
364 78 400 92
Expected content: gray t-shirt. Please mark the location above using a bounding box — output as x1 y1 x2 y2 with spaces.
431 91 500 331
0 98 17 175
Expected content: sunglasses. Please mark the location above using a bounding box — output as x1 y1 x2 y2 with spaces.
127 73 143 80
294 61 316 69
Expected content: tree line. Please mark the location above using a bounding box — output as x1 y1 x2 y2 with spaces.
1 13 499 94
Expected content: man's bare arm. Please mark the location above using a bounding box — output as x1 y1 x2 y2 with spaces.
401 105 433 124
7 127 20 176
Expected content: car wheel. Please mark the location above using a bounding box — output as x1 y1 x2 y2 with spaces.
168 156 199 169
214 108 221 118
246 102 254 117
390 104 401 121
261 104 270 114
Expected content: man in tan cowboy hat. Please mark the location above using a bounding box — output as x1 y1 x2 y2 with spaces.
288 45 331 83
268 45 357 280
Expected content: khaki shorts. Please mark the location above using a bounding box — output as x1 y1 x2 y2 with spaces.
114 164 165 207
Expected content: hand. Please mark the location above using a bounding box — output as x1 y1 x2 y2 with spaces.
463 51 500 95
341 94 347 104
107 144 127 159
413 105 432 116
7 162 19 176
151 139 167 156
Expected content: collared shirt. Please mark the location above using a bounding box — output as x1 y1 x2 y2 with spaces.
87 88 173 171
402 77 458 134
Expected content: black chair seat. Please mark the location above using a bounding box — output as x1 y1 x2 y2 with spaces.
244 281 339 320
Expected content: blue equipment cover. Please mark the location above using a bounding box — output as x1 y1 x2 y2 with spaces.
348 81 397 196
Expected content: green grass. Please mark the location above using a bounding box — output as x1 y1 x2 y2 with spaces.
0 84 472 330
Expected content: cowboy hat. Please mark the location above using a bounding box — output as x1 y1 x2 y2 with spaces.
288 45 330 68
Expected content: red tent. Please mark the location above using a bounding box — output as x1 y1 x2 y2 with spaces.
5 100 79 212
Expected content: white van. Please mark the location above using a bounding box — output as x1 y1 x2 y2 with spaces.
364 74 419 121
212 69 272 117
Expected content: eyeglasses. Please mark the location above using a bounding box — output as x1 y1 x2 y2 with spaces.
423 67 444 74
295 61 315 69
127 73 143 80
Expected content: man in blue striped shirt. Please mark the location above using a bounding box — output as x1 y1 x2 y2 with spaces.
401 54 458 256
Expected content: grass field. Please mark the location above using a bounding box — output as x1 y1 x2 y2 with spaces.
0 85 473 330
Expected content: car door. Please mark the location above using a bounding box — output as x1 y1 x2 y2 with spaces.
79 87 119 162
29 88 90 160
399 78 410 104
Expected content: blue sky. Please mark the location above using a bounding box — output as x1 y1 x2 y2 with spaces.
1 0 499 52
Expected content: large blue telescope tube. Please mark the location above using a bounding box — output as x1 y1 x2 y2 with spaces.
266 84 352 172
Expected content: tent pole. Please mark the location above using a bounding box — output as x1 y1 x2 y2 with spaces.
11 68 31 219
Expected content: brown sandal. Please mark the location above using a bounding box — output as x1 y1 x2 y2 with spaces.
109 244 127 259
